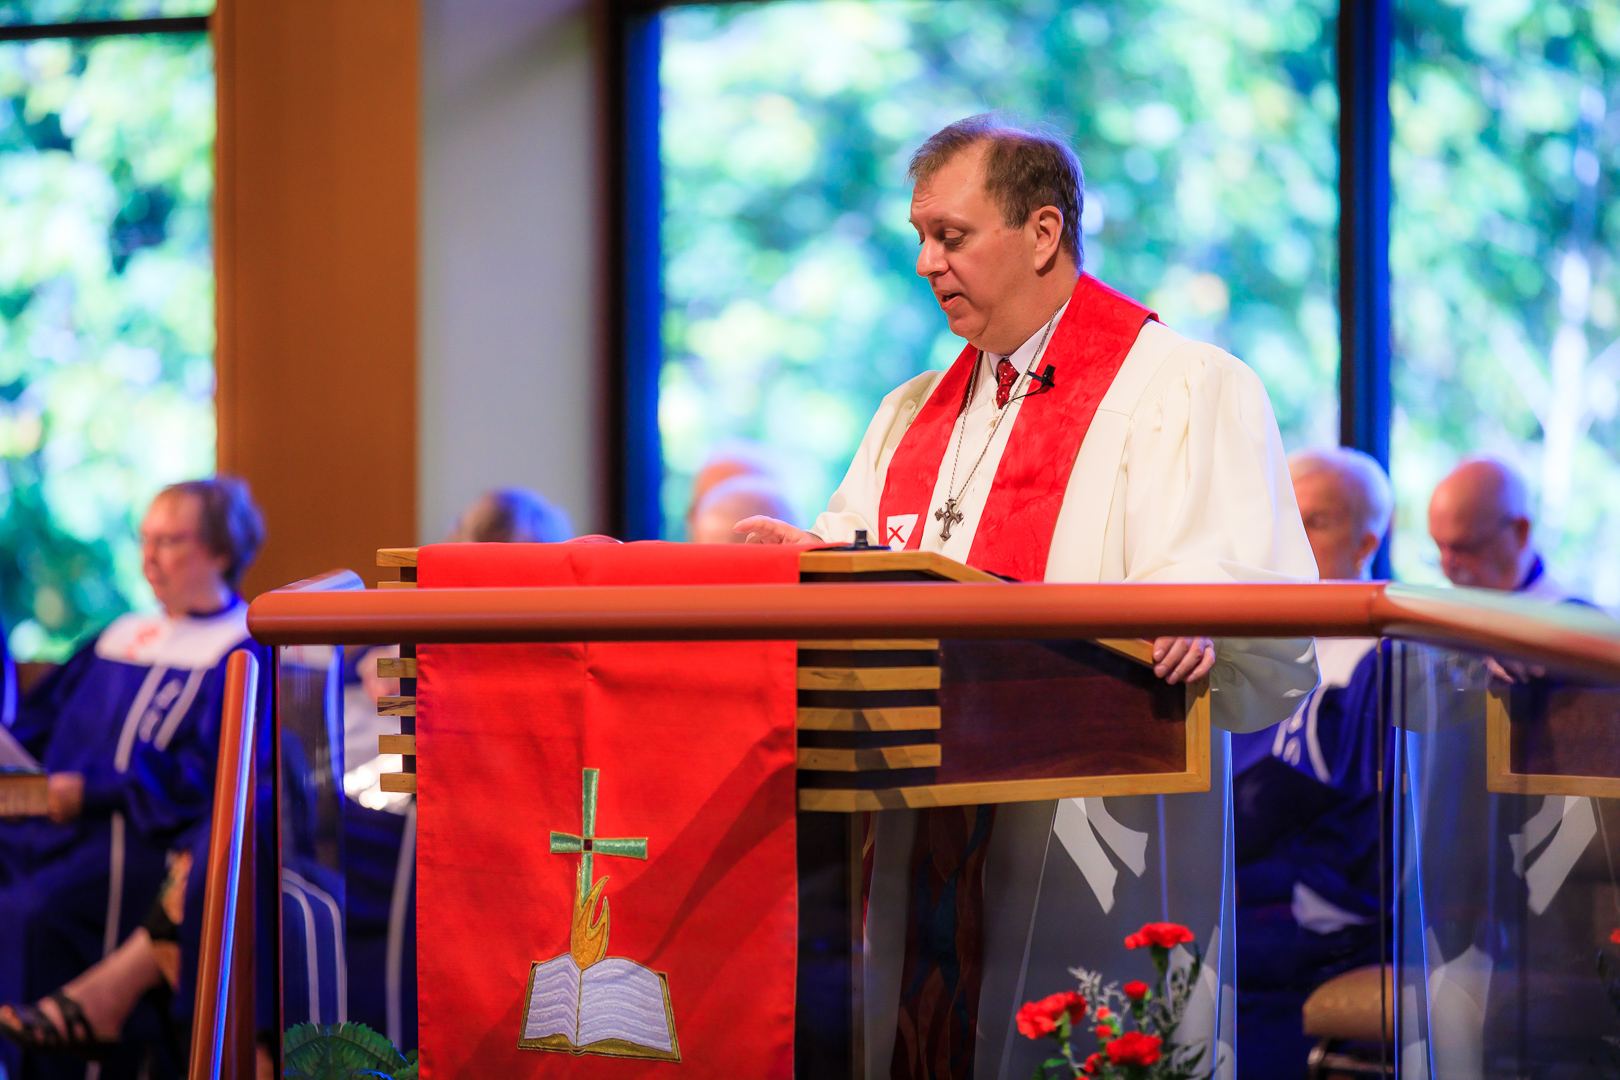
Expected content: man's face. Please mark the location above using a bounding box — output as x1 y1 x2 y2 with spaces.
1292 468 1376 580
909 145 1040 348
141 493 229 614
1428 494 1530 591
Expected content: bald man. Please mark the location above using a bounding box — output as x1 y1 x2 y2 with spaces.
1428 457 1572 599
1419 473 1612 1072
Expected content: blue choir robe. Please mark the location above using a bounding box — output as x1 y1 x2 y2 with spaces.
0 599 266 1078
342 798 417 1050
1230 638 1391 1079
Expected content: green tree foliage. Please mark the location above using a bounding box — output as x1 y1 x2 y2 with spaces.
0 33 213 658
660 0 1337 534
1394 0 1620 602
0 1 210 26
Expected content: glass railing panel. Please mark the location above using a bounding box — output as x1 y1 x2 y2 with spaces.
275 644 348 1029
1392 639 1620 1078
272 634 417 1059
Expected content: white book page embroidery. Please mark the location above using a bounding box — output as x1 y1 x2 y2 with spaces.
522 956 582 1043
576 959 674 1052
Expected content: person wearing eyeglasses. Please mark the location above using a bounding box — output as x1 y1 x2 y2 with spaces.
0 478 268 1071
1427 456 1576 600
1232 447 1394 1079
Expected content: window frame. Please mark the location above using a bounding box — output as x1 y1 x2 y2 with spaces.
608 0 1394 543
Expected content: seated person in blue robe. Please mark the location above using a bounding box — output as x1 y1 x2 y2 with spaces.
342 797 416 1051
1232 447 1394 1080
0 477 267 1071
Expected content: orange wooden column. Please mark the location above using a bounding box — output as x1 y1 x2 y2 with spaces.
214 0 419 597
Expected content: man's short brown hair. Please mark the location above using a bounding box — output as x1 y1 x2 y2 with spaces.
908 114 1084 264
158 476 266 590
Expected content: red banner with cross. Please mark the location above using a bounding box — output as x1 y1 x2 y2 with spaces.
413 542 801 1078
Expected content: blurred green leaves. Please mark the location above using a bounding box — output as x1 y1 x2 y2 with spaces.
0 33 213 658
1393 0 1620 603
0 2 211 28
660 0 1338 534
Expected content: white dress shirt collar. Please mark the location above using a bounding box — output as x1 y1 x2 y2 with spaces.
969 299 1071 411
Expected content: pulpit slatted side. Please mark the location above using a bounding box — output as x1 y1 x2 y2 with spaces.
793 555 1210 811
378 548 418 795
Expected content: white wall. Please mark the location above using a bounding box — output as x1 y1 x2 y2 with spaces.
419 0 602 541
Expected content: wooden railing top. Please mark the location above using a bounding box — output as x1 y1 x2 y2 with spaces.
248 556 1620 681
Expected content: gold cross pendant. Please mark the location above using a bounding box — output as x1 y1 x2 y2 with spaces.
934 499 964 541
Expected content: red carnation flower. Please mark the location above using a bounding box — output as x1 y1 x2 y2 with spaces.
1107 1031 1164 1067
1083 1052 1104 1074
1015 991 1087 1039
1094 1024 1113 1039
1124 921 1196 950
1123 980 1150 1001
1611 928 1620 945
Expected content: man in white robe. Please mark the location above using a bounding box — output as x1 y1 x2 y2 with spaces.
741 115 1319 1079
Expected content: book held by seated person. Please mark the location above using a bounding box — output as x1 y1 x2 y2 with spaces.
0 722 45 817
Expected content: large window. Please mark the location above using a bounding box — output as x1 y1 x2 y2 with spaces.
0 12 213 658
656 0 1338 536
1392 0 1620 603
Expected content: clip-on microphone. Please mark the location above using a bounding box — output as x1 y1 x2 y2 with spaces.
1028 364 1057 396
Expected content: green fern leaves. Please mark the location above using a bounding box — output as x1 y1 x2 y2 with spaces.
282 1022 417 1080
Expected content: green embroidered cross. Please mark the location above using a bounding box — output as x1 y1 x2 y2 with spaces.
549 768 648 899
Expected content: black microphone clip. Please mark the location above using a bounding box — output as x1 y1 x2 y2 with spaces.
1028 364 1057 395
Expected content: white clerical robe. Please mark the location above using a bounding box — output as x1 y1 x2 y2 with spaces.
810 314 1321 1079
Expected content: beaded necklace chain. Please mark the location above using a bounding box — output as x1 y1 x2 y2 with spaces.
932 311 1059 542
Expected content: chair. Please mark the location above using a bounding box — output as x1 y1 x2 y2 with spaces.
1302 964 1393 1079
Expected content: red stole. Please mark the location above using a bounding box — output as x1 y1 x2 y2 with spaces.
876 274 1155 582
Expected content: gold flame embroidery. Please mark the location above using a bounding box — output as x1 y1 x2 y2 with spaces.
571 876 610 968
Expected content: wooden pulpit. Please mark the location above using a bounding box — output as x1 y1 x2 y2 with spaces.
1487 680 1620 798
793 547 1210 809
373 544 1211 1078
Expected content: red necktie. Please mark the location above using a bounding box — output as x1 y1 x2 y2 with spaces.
994 358 1019 408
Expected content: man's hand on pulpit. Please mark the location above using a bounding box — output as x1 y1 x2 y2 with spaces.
735 516 817 545
1152 636 1215 685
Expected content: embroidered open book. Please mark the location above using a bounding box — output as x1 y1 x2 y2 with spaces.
519 954 680 1061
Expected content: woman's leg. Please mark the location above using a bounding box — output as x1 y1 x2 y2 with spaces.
0 848 190 1043
2 928 166 1041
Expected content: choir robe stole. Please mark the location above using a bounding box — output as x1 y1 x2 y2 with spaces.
414 543 801 1079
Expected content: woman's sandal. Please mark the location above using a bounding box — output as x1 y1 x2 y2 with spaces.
0 991 119 1061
